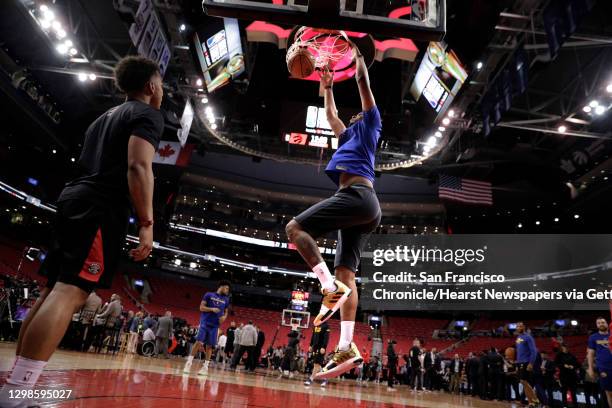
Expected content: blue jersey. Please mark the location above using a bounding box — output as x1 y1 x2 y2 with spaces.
516 333 537 364
325 106 381 186
588 332 612 371
199 291 229 328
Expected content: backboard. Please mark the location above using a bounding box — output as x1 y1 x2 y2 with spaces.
202 0 445 41
282 309 310 329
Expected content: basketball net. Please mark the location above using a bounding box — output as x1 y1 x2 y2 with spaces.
288 27 351 70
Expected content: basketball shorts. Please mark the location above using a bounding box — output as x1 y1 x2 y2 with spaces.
314 351 325 365
196 325 219 346
40 199 129 293
517 363 534 384
599 369 612 391
294 183 381 273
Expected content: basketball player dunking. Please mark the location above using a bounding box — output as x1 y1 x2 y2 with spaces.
184 280 231 375
286 41 382 380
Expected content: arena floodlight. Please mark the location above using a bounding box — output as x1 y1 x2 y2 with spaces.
571 320 578 326
557 125 567 133
594 105 605 115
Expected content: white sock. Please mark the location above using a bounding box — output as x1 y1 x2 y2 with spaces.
6 356 46 387
312 262 336 292
338 321 355 351
204 360 209 367
0 357 47 407
186 356 194 364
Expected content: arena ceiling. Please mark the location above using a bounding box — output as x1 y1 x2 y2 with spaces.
0 0 610 215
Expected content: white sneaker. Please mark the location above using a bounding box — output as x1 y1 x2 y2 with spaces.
183 363 192 374
198 364 209 376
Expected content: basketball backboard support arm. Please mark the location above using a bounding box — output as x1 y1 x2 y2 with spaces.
201 0 446 41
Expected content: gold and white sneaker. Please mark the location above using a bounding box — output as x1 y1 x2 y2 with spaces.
313 280 351 326
313 342 363 380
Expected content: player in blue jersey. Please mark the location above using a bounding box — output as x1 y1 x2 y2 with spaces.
587 317 612 406
515 322 539 407
285 41 382 380
183 280 231 375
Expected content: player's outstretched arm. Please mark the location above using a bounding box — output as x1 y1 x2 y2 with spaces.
352 43 376 112
321 70 346 137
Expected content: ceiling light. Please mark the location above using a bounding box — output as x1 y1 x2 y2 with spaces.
583 106 592 113
554 217 559 222
442 117 450 125
40 5 49 12
594 105 605 115
558 125 567 133
69 48 78 56
179 24 187 32
211 123 218 130
42 9 54 21
205 106 213 116
57 29 67 39
196 78 203 87
589 100 599 108
574 214 580 219
40 20 51 29
88 73 96 81
476 61 483 70
435 131 442 138
51 21 62 31
70 157 75 162
607 83 612 93
448 109 455 118
78 73 87 82
52 149 57 154
56 43 68 54
535 221 540 225
438 126 446 132
64 39 73 47
174 259 182 266
426 136 437 147
189 262 197 268
517 223 522 228
201 97 208 104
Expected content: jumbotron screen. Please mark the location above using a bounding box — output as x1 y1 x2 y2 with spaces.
290 290 309 311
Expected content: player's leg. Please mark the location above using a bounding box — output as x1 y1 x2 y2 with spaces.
287 189 378 326
1 200 116 406
285 194 360 321
184 337 203 373
198 328 217 375
15 286 51 356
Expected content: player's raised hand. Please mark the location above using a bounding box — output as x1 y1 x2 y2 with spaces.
320 68 333 89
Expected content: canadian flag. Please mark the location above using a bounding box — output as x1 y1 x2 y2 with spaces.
153 141 194 167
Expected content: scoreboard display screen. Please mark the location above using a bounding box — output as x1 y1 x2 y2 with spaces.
290 290 309 311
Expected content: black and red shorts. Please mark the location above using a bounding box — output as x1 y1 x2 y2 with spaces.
40 199 129 292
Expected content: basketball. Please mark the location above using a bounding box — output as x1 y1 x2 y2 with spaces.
287 47 315 79
505 347 516 361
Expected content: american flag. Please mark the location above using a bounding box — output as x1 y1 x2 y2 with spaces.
438 175 493 205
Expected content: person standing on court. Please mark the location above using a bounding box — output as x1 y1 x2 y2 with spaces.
155 311 174 359
0 55 164 406
515 322 540 407
285 40 381 380
587 317 612 406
